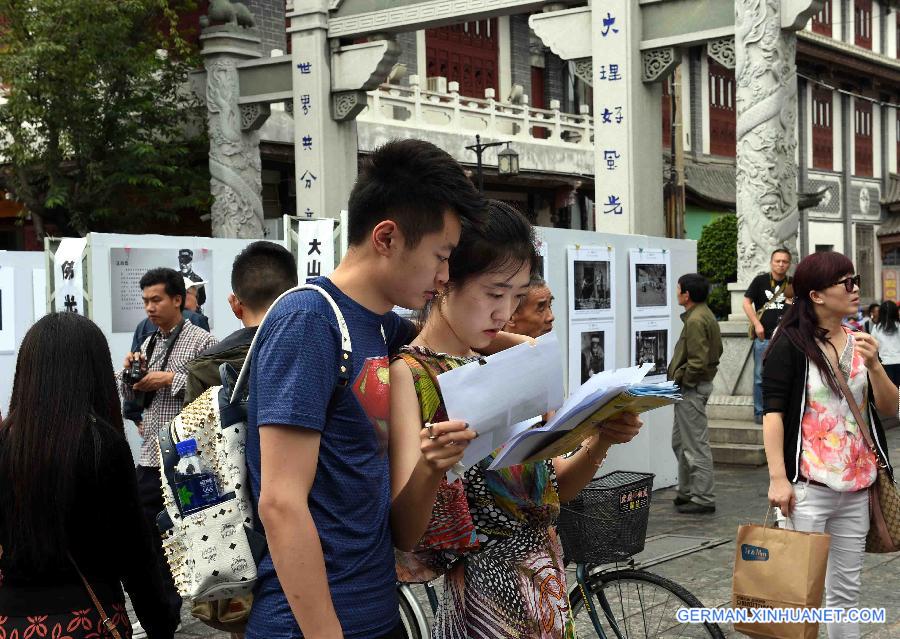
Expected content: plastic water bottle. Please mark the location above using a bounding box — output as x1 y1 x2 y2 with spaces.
174 438 220 515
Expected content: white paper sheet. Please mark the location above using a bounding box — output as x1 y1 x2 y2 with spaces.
437 332 565 471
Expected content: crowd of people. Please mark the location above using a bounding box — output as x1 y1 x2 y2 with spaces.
0 138 894 639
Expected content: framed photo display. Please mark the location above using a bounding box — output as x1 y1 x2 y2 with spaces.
568 246 615 320
631 318 671 382
629 248 671 319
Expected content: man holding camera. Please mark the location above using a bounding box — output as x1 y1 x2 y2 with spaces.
118 267 217 631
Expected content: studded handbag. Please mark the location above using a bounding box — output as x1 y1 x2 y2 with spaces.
155 284 353 621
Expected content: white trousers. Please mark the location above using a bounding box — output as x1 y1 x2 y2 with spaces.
776 483 870 639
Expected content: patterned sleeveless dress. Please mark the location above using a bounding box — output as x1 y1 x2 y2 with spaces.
394 346 576 639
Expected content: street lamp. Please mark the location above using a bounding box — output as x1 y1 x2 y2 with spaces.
498 143 519 177
465 134 519 192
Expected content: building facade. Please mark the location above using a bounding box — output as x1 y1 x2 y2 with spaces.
672 0 900 302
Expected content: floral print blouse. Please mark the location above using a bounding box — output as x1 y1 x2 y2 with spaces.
799 328 879 492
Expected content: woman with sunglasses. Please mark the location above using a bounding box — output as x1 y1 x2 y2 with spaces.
762 251 895 639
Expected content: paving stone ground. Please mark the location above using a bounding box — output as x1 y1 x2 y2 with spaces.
162 427 900 638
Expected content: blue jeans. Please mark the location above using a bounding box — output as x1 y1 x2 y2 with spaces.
753 338 769 418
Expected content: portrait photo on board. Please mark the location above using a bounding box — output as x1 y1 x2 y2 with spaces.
579 330 606 384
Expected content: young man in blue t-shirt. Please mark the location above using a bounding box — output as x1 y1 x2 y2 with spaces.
245 139 487 638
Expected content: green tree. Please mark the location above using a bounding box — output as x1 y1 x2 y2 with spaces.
697 214 738 318
0 0 210 237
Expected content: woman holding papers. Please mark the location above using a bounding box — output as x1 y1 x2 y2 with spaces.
763 251 895 639
389 200 643 639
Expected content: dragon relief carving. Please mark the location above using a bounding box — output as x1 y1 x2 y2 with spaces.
205 58 265 238
735 0 799 284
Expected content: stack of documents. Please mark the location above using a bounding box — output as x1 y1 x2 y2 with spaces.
488 364 680 469
436 334 680 474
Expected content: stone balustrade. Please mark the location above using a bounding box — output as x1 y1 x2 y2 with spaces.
358 75 594 148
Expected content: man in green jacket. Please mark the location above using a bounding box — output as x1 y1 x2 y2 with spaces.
667 273 722 514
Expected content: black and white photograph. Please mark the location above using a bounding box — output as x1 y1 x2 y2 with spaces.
629 248 672 319
109 247 213 333
567 320 615 390
635 264 667 307
535 237 549 282
568 246 615 320
580 330 606 384
632 322 670 380
574 261 610 310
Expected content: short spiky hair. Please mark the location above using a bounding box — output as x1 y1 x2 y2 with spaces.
347 139 486 248
139 267 186 310
231 241 298 312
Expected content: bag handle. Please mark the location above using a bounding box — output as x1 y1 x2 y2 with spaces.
68 553 123 639
230 283 353 404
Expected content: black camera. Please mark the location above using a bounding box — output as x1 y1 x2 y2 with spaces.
123 358 146 386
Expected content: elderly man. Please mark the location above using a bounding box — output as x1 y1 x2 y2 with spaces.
504 277 555 338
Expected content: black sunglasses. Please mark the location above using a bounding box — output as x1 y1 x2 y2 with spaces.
831 275 861 292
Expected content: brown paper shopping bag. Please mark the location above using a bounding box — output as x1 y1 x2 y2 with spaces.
731 510 830 639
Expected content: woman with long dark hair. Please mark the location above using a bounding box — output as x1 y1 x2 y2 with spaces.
388 201 643 638
871 300 900 385
762 251 896 639
0 313 178 638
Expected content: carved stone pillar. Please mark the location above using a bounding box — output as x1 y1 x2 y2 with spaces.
200 26 268 239
734 0 800 286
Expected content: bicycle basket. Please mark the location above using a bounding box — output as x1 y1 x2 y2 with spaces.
557 470 655 565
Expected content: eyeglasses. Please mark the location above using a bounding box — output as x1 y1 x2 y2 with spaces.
831 275 861 293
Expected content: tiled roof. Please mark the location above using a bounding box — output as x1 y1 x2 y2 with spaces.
684 161 736 208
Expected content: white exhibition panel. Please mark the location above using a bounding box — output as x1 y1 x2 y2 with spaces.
0 251 46 417
87 233 288 372
536 226 697 489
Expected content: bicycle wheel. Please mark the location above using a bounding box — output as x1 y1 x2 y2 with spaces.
397 583 428 639
568 568 725 638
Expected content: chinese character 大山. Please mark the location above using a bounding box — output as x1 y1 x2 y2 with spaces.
601 12 619 37
63 294 79 313
299 170 317 189
308 238 322 256
297 62 312 74
307 259 321 279
604 195 623 215
302 134 313 150
301 94 311 115
603 150 620 170
61 260 75 280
